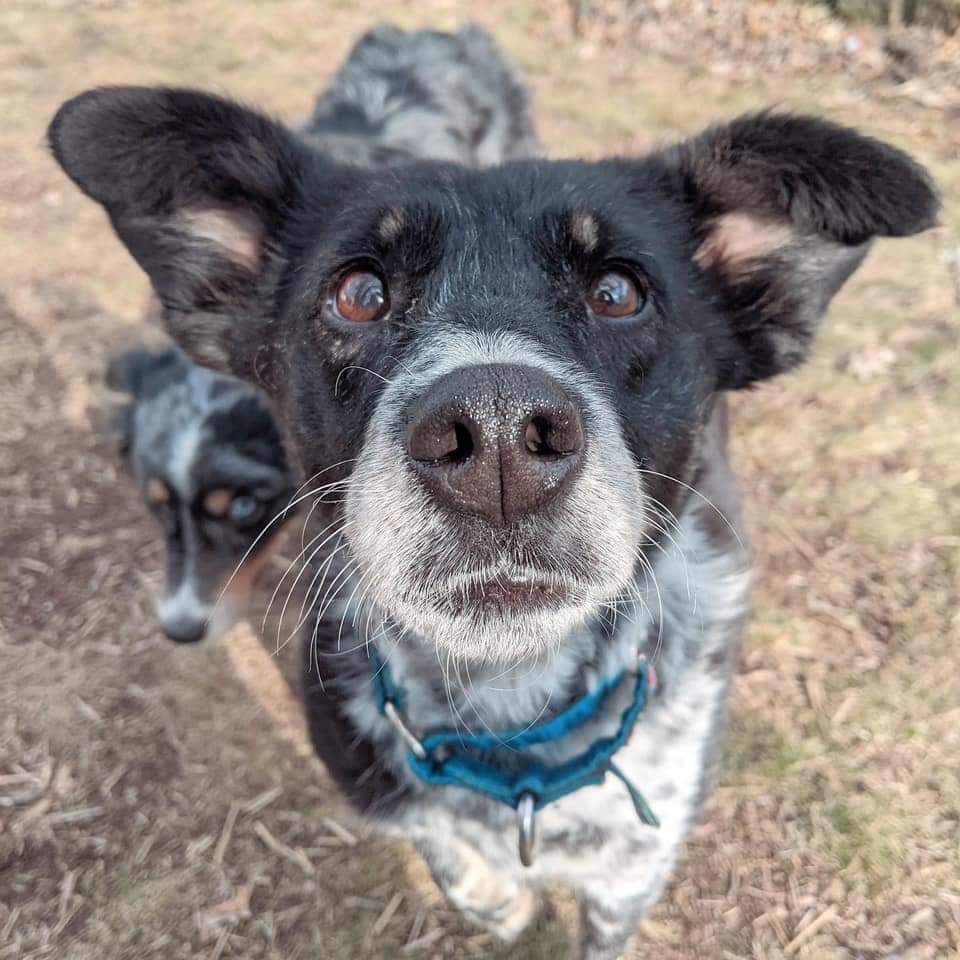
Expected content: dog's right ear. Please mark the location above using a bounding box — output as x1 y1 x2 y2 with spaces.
49 87 310 379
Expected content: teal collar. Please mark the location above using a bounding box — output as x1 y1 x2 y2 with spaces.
369 644 659 866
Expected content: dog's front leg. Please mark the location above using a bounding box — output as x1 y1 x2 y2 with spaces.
580 885 662 960
415 832 538 942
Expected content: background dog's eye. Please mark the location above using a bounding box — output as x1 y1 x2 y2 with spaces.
585 269 645 319
333 270 389 324
228 495 262 526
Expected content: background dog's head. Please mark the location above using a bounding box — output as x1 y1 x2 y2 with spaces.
53 90 939 661
106 346 295 643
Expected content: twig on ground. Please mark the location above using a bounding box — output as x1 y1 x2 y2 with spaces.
785 904 838 955
253 820 314 875
213 802 240 866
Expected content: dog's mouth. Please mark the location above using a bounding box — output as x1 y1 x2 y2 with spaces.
433 570 573 617
390 562 597 661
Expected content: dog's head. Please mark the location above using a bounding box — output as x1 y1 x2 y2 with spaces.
54 89 939 661
106 345 295 643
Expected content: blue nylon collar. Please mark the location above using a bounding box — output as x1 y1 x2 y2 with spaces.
369 644 659 827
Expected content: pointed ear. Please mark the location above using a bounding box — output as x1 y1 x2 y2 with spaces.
667 112 940 387
49 87 310 379
105 347 182 458
105 346 164 395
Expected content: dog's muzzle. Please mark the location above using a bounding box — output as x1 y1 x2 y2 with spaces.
344 334 645 661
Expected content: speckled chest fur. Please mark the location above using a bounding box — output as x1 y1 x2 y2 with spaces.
301 400 752 957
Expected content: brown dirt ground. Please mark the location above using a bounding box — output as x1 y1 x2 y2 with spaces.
1 2 958 958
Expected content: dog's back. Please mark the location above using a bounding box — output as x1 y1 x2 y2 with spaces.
304 25 538 166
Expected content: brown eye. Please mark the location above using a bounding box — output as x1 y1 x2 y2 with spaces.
333 270 389 323
585 269 645 319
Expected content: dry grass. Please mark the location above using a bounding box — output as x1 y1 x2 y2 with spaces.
0 1 957 958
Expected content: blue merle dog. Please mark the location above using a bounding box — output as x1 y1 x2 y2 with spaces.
53 27 939 958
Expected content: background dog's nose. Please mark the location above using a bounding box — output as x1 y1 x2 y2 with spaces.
160 613 207 644
406 364 584 524
158 590 209 643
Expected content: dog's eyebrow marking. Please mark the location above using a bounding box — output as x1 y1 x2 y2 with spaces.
147 477 171 505
179 207 264 270
378 208 407 244
570 210 600 254
693 212 793 274
203 487 234 517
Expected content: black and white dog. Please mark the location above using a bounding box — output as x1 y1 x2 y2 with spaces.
104 26 537 644
51 27 939 958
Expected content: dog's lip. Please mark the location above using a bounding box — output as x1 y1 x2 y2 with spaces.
435 572 571 613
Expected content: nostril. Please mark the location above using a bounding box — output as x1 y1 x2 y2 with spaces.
524 417 554 458
409 417 475 465
163 617 207 644
405 365 586 525
432 426 460 462
445 421 474 464
523 414 583 461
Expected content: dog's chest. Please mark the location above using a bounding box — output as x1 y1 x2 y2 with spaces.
338 518 752 885
531 661 728 882
381 635 732 885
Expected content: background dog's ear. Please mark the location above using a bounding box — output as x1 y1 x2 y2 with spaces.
49 87 309 378
105 347 162 395
104 346 185 457
666 113 940 387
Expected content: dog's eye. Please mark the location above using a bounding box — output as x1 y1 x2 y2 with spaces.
585 269 645 320
228 495 262 526
333 270 389 324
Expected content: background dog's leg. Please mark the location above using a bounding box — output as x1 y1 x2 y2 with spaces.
416 833 537 942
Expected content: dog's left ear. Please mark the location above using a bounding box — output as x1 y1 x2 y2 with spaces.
665 113 940 387
49 87 312 380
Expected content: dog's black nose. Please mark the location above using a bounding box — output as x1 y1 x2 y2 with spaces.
160 613 207 644
406 364 584 525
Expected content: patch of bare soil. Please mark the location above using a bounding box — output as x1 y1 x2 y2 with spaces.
0 2 957 958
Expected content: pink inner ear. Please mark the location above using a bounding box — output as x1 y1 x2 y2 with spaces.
693 211 793 275
178 207 265 271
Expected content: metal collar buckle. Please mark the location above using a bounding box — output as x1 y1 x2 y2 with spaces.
517 792 537 867
382 700 428 760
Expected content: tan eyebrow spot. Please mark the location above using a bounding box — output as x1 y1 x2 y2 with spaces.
147 478 171 506
694 212 793 274
570 210 600 253
378 208 406 244
203 488 234 517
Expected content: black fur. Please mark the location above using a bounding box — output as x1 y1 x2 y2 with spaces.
303 25 538 165
50 59 940 955
666 112 940 383
49 90 939 404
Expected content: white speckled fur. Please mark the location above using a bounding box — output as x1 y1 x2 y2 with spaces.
333 500 750 958
332 330 752 957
